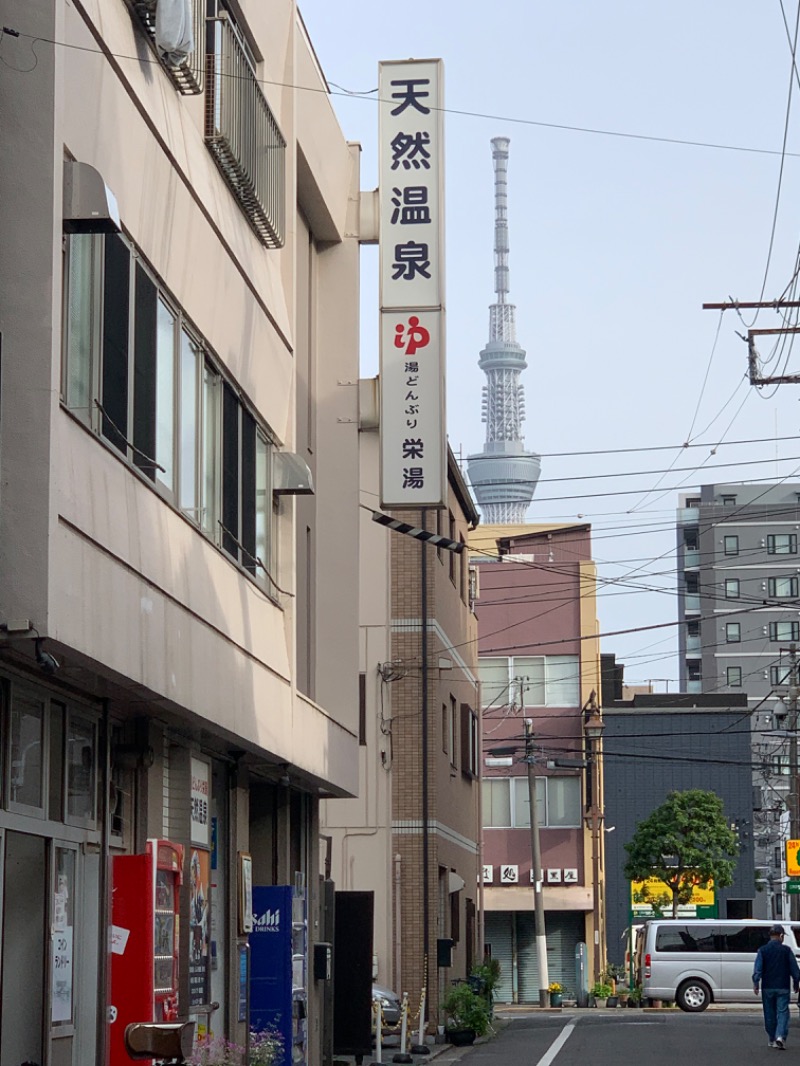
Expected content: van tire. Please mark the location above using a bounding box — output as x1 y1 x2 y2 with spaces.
676 979 711 1012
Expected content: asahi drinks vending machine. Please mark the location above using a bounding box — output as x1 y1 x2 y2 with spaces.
110 838 184 1066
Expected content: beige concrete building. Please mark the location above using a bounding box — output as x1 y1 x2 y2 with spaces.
469 523 606 999
0 0 361 1062
322 439 481 1028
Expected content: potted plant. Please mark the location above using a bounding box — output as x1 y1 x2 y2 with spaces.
627 985 643 1009
189 1028 283 1066
590 982 613 1008
441 982 491 1046
548 982 563 1008
471 957 501 1014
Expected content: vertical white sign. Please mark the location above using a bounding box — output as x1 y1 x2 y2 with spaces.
379 59 446 509
191 756 210 848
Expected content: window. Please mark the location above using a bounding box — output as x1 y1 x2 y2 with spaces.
460 536 468 602
460 704 479 777
768 576 799 599
687 620 700 638
685 497 701 508
449 695 457 766
688 662 701 682
768 534 797 555
721 926 769 953
205 8 286 246
684 529 699 551
481 776 579 829
442 703 449 755
725 623 741 643
685 573 699 594
722 495 737 506
482 779 511 827
8 691 46 812
771 665 793 686
771 753 791 775
478 658 512 709
726 666 742 687
770 622 800 642
512 776 544 828
477 656 579 708
358 674 366 747
547 777 582 827
723 535 739 556
655 926 718 952
62 233 277 592
725 578 740 599
449 512 456 584
66 713 96 824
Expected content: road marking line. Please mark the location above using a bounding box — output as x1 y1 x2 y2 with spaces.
535 1021 577 1066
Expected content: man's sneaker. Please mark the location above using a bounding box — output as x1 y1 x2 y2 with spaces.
776 1038 786 1050
770 1041 777 1048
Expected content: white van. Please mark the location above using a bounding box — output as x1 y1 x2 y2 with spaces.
636 919 800 1012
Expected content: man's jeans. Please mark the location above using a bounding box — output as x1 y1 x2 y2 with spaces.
762 988 791 1041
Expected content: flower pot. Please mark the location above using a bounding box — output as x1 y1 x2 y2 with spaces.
447 1028 476 1047
549 993 563 1008
606 996 619 1008
594 998 607 1009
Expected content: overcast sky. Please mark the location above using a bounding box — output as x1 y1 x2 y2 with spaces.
299 0 800 687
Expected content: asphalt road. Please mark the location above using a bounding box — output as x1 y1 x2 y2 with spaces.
438 1010 797 1066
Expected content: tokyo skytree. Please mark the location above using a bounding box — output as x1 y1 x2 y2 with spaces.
467 137 541 524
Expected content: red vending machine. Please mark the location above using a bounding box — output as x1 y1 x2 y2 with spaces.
110 838 184 1066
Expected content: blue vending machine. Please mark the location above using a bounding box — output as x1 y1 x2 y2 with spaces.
250 885 307 1066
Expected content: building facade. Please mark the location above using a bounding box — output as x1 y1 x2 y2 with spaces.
470 523 604 1002
603 695 756 963
321 440 481 1027
0 1 361 1063
676 483 800 917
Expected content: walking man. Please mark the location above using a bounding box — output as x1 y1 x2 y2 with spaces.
753 924 800 1049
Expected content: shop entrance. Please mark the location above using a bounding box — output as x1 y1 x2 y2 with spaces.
1 830 47 1066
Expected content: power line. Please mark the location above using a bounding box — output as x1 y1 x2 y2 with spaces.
6 26 800 161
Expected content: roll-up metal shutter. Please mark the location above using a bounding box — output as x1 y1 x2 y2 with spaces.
483 912 514 1003
517 912 585 1001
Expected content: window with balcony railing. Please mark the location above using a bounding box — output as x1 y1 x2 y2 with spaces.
205 14 286 247
125 0 205 94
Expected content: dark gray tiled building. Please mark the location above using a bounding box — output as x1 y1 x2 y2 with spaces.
603 694 755 964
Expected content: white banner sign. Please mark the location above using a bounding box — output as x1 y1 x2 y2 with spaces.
378 59 446 508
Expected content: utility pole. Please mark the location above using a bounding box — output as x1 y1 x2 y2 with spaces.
787 644 800 921
583 692 605 982
520 681 549 1008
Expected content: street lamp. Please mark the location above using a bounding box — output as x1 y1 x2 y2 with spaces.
583 694 605 982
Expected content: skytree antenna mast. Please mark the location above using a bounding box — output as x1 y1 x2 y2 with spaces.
467 138 541 523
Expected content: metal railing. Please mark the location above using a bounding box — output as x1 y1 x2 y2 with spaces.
205 16 286 248
126 0 205 95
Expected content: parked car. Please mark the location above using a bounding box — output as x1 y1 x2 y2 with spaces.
637 919 800 1011
372 983 402 1027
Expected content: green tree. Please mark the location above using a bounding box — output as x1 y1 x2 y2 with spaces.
623 789 739 918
